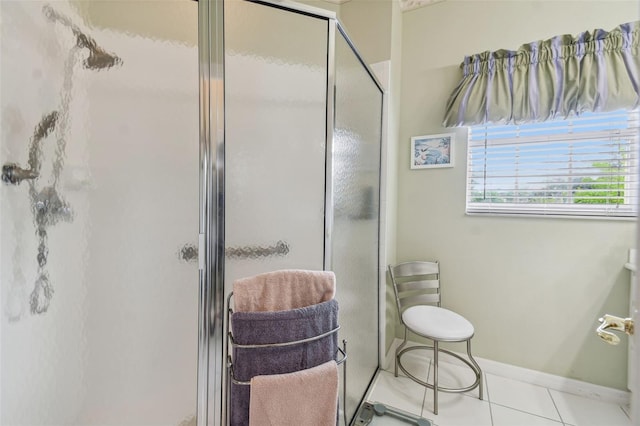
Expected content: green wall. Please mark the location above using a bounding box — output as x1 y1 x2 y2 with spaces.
340 0 392 64
297 0 393 64
384 0 403 355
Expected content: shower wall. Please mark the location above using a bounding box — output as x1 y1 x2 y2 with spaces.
0 2 199 424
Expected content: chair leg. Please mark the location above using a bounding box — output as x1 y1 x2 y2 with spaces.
433 340 439 415
467 339 483 401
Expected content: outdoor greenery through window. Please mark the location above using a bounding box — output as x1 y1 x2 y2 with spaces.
466 110 639 218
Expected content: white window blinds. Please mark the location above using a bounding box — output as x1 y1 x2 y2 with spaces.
467 110 639 218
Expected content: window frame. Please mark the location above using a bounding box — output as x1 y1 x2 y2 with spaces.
465 111 639 219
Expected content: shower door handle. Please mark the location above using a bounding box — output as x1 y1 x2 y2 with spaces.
179 240 290 262
226 240 290 259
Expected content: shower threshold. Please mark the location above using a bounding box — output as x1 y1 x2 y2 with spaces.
353 401 432 426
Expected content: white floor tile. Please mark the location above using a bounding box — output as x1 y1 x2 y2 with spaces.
373 354 632 426
485 374 561 421
421 391 492 426
368 370 426 417
491 404 563 426
549 389 631 426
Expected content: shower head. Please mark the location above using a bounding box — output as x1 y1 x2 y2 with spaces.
42 4 122 70
75 33 122 70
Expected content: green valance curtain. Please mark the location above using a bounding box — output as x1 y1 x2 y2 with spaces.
443 21 640 127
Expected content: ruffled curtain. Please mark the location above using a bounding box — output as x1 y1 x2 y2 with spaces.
443 21 640 127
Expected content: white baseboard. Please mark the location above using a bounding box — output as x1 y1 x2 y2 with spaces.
384 338 630 406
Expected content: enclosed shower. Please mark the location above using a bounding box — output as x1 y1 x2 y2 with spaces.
1 0 383 424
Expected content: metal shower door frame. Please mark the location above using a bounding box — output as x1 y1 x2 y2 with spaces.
197 0 225 425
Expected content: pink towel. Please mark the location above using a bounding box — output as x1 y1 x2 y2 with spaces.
233 269 336 312
248 360 339 426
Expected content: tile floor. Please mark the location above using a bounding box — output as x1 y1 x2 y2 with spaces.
364 353 631 426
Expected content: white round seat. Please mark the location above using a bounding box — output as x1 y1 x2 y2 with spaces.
402 305 474 341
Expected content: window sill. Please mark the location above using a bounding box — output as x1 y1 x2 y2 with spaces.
465 211 637 222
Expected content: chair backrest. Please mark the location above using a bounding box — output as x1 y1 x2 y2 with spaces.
388 261 441 321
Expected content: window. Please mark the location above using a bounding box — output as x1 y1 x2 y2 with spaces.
467 110 639 218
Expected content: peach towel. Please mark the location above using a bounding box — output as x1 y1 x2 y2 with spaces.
232 269 336 312
248 360 339 426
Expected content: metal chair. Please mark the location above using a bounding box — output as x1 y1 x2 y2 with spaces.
388 261 483 415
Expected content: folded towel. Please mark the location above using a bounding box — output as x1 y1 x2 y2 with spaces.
232 269 336 312
230 299 339 426
249 360 339 426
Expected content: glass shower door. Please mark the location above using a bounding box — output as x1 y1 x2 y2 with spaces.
224 0 328 289
332 26 384 422
223 3 383 425
0 2 199 425
223 3 329 424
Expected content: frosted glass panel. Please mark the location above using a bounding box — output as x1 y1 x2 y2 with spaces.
224 0 327 286
0 2 199 425
332 30 383 422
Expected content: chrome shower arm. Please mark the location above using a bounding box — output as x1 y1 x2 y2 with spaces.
28 111 58 173
2 111 58 185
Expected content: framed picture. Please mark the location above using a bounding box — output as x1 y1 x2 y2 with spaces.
410 133 455 169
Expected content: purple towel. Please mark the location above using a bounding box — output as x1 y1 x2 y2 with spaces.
230 299 339 426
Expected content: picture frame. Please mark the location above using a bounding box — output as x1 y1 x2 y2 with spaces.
410 133 455 169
